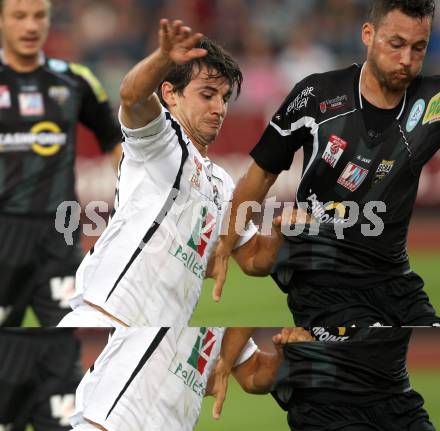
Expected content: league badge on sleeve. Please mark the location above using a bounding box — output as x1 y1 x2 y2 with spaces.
0 86 11 109
19 92 44 116
406 99 425 132
322 135 348 168
337 162 369 192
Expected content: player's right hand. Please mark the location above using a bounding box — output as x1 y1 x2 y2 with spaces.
158 19 207 65
209 239 232 302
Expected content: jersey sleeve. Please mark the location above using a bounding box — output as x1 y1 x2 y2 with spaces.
233 338 258 367
71 63 121 152
118 106 182 162
250 77 319 174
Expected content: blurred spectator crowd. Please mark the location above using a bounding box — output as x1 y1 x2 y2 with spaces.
47 0 440 115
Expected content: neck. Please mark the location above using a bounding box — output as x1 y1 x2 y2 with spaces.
2 47 41 72
189 135 209 157
172 112 211 157
361 62 405 109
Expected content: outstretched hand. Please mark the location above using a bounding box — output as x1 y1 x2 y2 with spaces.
159 19 207 65
205 358 231 420
208 239 231 302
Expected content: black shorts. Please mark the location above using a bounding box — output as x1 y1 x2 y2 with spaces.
285 271 439 326
0 214 83 326
0 329 82 431
287 390 435 431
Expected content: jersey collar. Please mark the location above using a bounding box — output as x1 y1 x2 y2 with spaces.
358 62 407 120
0 49 46 67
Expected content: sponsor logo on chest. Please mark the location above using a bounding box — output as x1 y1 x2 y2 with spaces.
0 86 11 109
311 327 351 341
373 160 395 184
170 328 217 398
49 86 70 105
319 94 348 113
337 162 369 192
322 134 347 168
19 92 44 116
168 206 216 280
190 156 203 190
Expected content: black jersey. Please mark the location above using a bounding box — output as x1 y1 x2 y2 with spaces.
251 64 440 278
0 55 121 215
273 328 412 408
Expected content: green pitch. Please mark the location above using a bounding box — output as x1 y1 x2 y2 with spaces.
22 252 440 327
190 252 440 326
23 370 440 431
195 370 440 430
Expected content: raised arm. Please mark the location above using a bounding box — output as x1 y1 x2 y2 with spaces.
119 19 207 129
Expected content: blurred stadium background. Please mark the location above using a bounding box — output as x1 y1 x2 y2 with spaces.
19 0 438 327
24 328 440 431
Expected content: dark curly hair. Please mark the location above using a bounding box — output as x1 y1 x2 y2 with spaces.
158 37 242 107
369 0 435 26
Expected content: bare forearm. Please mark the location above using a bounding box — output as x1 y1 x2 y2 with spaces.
120 49 172 108
221 162 277 253
246 232 283 276
233 350 282 394
220 328 255 370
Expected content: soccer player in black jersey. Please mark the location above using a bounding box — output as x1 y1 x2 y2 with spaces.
272 328 436 431
0 0 121 327
213 0 440 326
0 0 120 430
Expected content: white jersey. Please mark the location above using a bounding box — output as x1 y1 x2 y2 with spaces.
69 107 256 326
70 327 257 431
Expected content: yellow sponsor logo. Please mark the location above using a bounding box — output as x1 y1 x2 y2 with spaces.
422 92 440 125
338 327 346 336
31 122 65 156
70 63 108 103
325 202 346 218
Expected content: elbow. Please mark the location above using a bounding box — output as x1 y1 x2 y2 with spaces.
119 79 136 108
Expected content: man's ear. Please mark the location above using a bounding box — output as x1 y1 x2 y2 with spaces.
362 22 375 48
161 82 177 108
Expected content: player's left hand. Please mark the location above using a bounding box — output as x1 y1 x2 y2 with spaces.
205 357 231 420
272 328 315 355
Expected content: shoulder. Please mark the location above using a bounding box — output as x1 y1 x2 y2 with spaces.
45 58 108 103
289 64 359 98
281 64 359 123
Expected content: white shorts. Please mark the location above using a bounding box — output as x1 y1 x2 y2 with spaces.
57 304 125 328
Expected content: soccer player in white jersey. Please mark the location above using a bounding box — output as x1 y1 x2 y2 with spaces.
69 327 314 431
58 19 284 327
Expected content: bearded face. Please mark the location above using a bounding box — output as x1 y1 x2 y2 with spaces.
364 9 431 93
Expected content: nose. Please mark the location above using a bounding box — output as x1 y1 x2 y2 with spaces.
24 17 40 33
399 46 412 68
211 95 226 117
